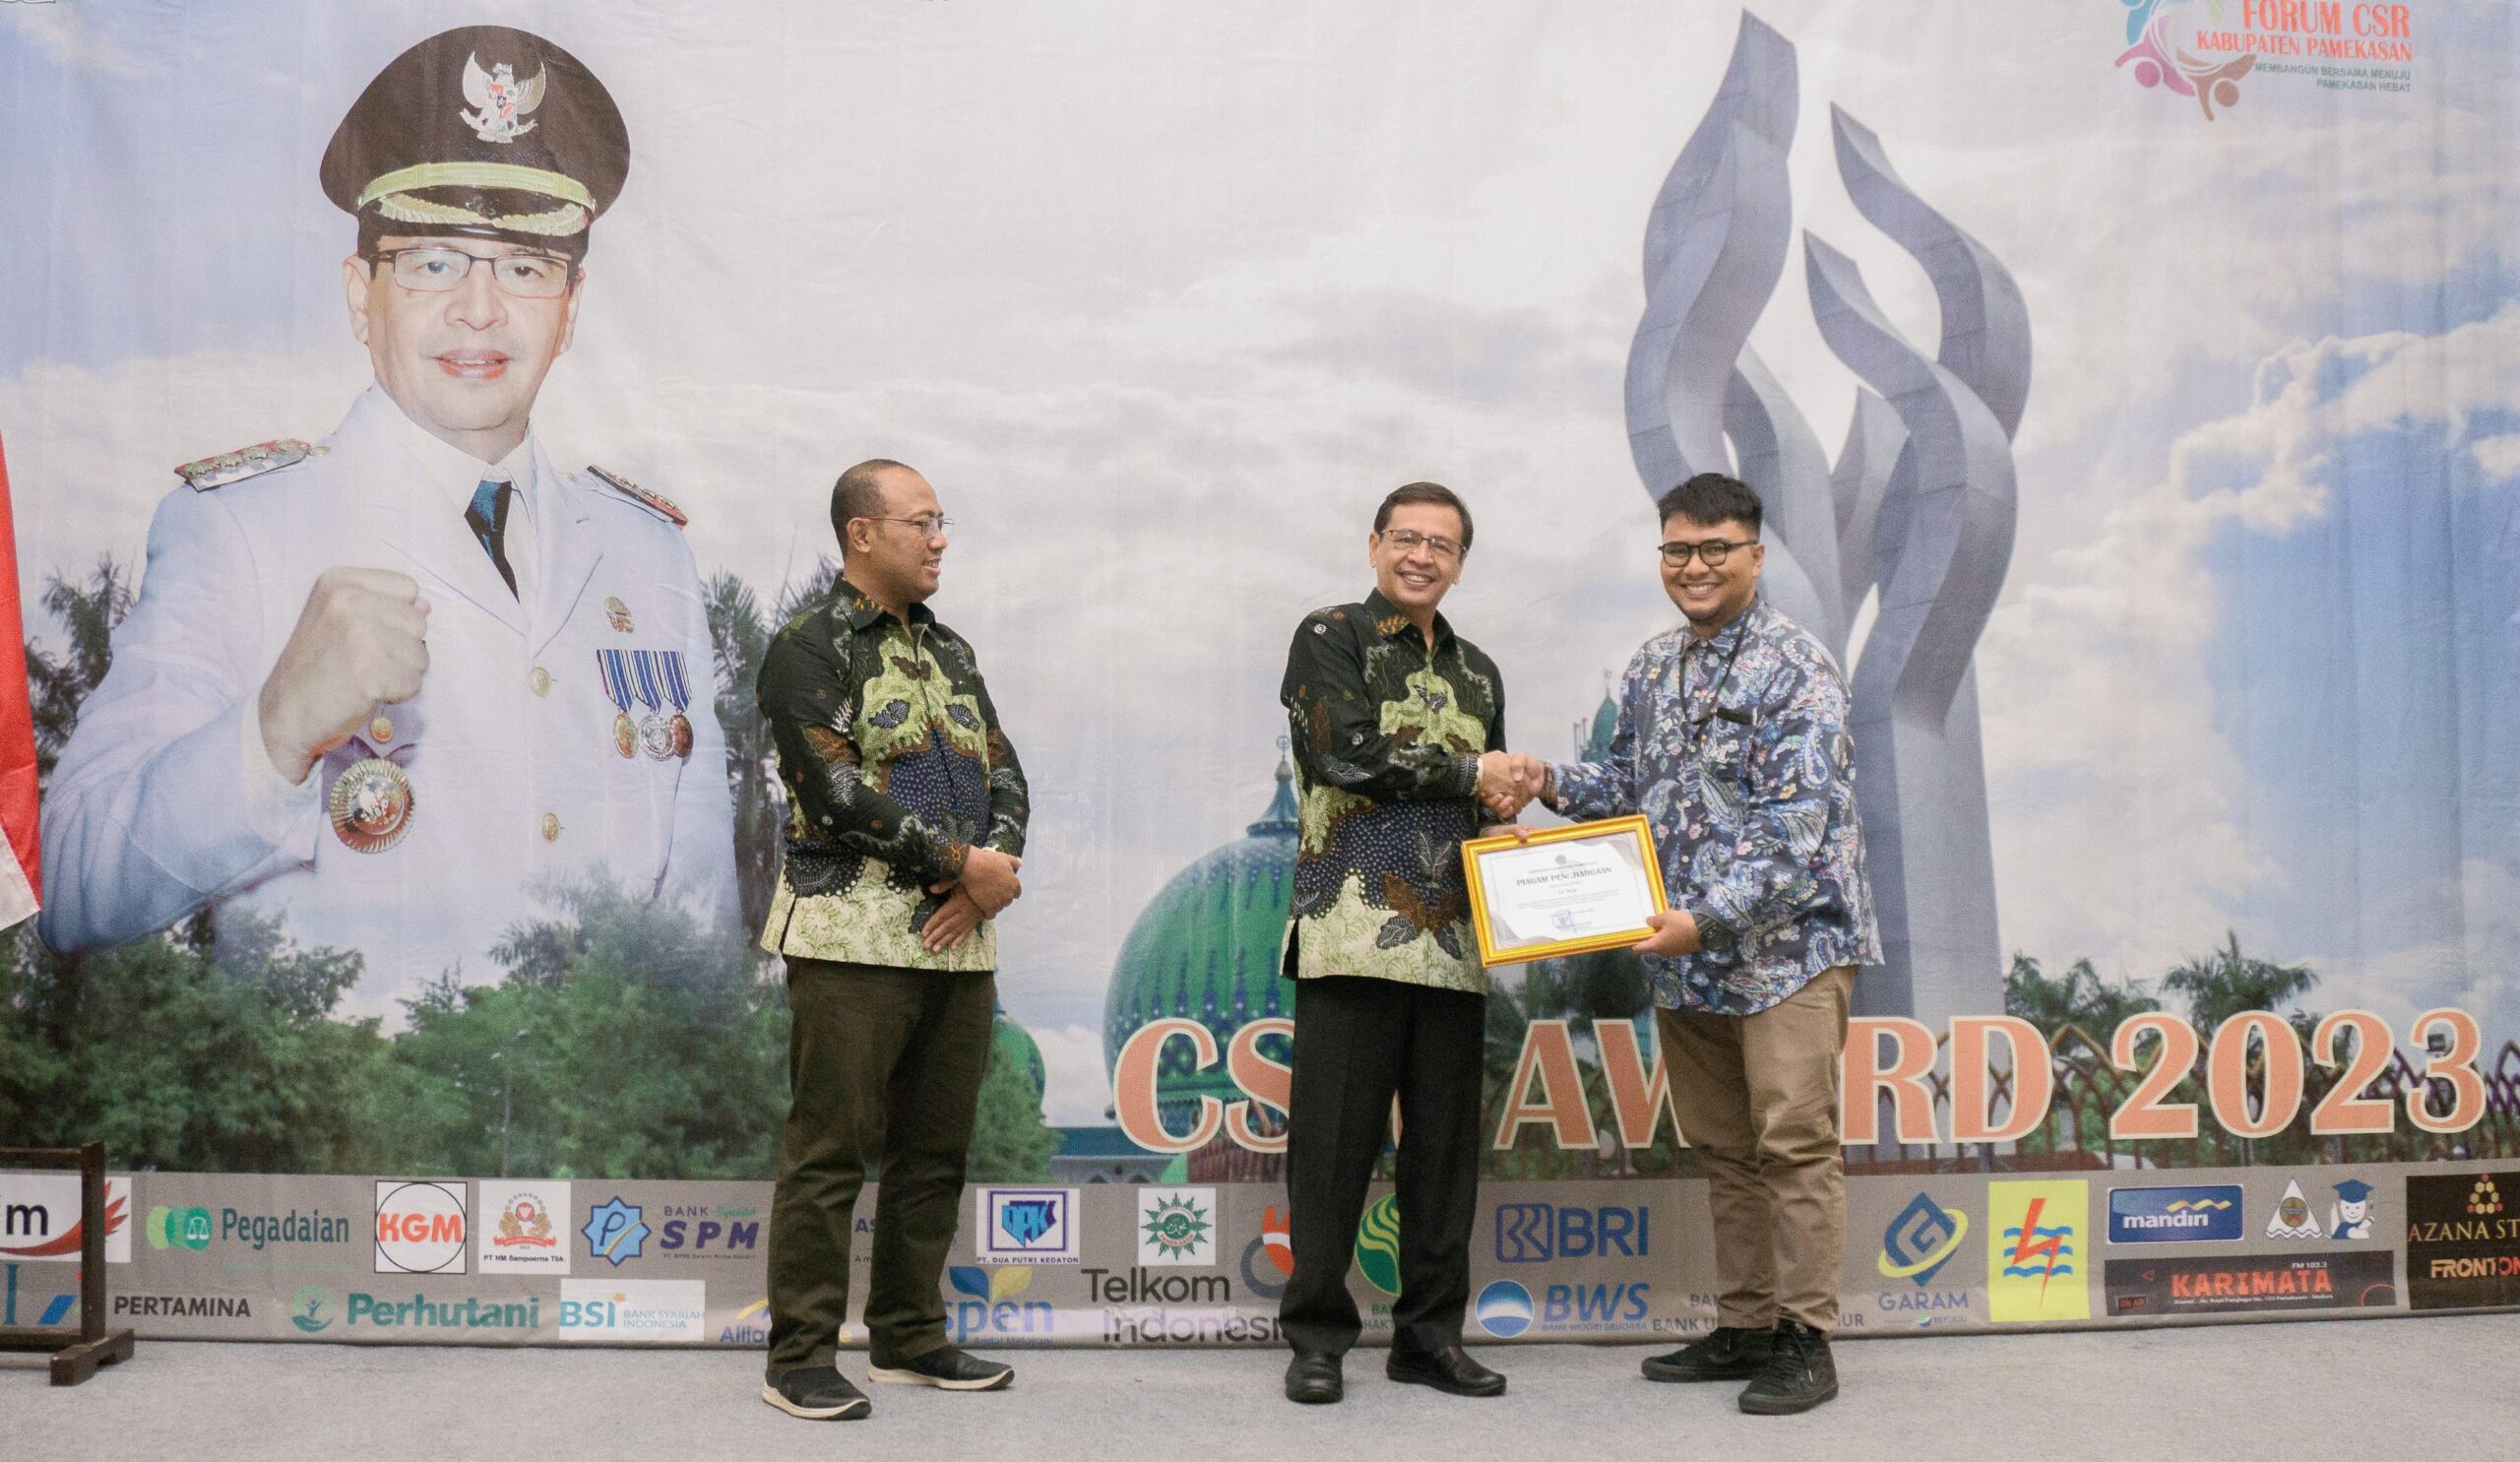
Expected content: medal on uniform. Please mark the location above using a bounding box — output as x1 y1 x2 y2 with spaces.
660 650 695 760
596 649 637 758
327 738 415 854
630 650 673 760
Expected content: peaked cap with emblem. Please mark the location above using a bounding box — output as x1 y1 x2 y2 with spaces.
321 26 628 256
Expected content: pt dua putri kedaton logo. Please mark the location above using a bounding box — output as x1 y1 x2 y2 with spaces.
975 1187 1081 1265
1137 1188 1216 1267
582 1198 651 1267
373 1180 467 1276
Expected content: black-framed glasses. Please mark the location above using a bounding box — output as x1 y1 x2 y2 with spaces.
858 513 953 538
1378 528 1464 562
1660 538 1757 568
365 246 577 298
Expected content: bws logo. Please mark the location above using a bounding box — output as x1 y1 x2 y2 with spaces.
374 1180 467 1275
1541 1281 1651 1331
477 1180 570 1274
147 1204 215 1252
1475 1280 1534 1338
2108 1184 2242 1244
1137 1187 1216 1267
0 1175 132 1264
976 1186 1081 1265
946 1265 1054 1342
1493 1203 1649 1263
581 1197 650 1267
1988 1180 2089 1323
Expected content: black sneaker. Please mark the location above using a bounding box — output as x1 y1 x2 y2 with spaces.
760 1367 871 1420
1737 1318 1838 1415
867 1346 1014 1391
1641 1324 1774 1382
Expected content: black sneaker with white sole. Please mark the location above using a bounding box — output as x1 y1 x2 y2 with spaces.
760 1367 871 1420
867 1346 1014 1391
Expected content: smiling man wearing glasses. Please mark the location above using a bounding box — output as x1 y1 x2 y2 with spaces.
1537 472 1878 1415
38 27 735 1008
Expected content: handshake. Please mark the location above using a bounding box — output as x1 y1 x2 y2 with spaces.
1475 750 1550 823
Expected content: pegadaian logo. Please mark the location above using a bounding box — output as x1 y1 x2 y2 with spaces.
146 1204 214 1252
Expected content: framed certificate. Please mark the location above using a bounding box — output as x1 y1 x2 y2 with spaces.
1461 814 1669 967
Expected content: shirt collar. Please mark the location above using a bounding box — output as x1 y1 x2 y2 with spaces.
835 575 937 634
1362 587 1452 648
1686 596 1767 657
366 383 538 522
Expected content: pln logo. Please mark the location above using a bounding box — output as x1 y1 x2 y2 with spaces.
976 1186 1081 1265
373 1180 467 1276
581 1198 650 1267
1988 1181 2090 1323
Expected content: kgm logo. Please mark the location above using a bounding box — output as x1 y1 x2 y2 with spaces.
1493 1203 1648 1263
374 1180 467 1275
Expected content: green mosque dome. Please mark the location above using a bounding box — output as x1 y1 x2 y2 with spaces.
992 1004 1046 1102
1587 689 1619 759
1102 747 1300 1125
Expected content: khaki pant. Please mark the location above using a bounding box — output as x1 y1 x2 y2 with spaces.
1657 965 1855 1331
766 957 996 1373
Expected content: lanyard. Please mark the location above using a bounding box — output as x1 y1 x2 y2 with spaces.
1680 613 1751 760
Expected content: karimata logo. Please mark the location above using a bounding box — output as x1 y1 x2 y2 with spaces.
374 1180 467 1275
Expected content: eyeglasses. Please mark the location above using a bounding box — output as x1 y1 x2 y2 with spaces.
1378 528 1464 562
366 246 577 298
858 514 953 539
1660 538 1757 568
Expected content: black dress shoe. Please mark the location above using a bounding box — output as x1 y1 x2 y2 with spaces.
1737 1318 1838 1415
867 1346 1013 1391
759 1367 872 1420
1386 1344 1506 1397
1641 1323 1775 1382
1285 1352 1344 1404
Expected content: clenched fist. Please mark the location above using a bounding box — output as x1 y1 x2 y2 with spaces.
257 567 431 785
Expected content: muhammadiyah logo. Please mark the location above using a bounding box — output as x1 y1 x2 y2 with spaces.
1354 1194 1402 1297
1140 1193 1213 1263
146 1204 214 1253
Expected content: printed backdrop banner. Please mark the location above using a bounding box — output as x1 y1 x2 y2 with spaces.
3 0 2517 1345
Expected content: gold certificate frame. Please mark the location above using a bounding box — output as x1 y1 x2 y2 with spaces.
1461 814 1669 968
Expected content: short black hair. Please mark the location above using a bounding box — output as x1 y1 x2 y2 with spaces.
831 459 914 548
1657 473 1762 536
1373 480 1474 551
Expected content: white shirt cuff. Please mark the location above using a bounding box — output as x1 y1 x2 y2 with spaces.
238 697 321 847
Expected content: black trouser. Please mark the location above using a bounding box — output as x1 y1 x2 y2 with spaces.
766 957 996 1374
1280 974 1488 1360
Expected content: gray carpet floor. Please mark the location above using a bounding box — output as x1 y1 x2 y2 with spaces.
7 1315 2515 1461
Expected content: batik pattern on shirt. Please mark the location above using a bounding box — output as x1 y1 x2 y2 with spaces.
757 581 1028 972
1280 590 1504 994
1552 599 1878 1015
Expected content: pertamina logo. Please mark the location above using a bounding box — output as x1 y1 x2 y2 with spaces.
2108 1184 2243 1244
1493 1202 1649 1263
373 1180 466 1275
2 1262 78 1327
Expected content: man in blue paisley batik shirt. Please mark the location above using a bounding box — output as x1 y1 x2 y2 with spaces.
1542 473 1879 1417
1275 481 1535 1406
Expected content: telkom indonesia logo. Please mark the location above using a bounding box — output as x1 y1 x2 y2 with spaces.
2115 0 2255 120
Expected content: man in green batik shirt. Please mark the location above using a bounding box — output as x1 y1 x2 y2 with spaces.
755 458 1028 1422
1275 481 1539 1406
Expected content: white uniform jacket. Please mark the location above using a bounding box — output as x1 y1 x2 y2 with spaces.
38 387 739 1015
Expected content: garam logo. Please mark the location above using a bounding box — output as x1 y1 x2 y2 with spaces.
373 1180 466 1275
2108 1184 2243 1243
0 1175 133 1264
975 1186 1081 1265
1475 1280 1534 1339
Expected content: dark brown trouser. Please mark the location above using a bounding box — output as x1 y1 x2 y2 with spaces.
766 957 995 1374
1657 964 1856 1331
1280 974 1488 1360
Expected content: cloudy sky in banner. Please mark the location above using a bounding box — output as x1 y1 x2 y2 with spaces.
6 1 2518 1122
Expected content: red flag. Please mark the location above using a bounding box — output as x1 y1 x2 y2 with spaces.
0 433 40 925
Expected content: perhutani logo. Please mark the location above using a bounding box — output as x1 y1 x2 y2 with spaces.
946 1265 1054 1343
289 1285 334 1334
2108 1185 2244 1244
1137 1188 1216 1267
1238 1205 1293 1301
374 1180 467 1275
1354 1194 1402 1297
976 1187 1081 1265
345 1292 542 1331
146 1205 214 1252
1476 1280 1535 1339
582 1197 650 1267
